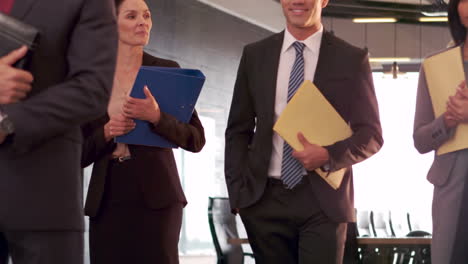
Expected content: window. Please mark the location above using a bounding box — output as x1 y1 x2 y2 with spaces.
353 72 433 231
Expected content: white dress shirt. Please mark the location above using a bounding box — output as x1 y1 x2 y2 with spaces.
267 26 324 178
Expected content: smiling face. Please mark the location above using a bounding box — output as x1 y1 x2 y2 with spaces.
280 0 328 38
116 0 152 47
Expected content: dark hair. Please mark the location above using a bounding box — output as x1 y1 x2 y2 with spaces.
448 0 466 45
115 0 125 12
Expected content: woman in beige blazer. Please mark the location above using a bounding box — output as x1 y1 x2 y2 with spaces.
413 0 468 263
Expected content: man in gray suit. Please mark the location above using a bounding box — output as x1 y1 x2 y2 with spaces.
0 0 117 263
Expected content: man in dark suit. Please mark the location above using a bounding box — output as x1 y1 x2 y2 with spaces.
0 0 117 263
225 0 383 263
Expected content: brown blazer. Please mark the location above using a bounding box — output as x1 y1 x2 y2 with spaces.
0 0 117 230
83 53 205 217
225 31 383 223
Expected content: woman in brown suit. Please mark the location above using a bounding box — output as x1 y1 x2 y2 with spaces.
81 0 205 263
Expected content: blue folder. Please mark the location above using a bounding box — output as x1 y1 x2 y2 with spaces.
116 66 205 148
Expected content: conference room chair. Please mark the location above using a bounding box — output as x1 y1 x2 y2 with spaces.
208 197 253 264
370 210 393 238
356 209 373 237
406 212 432 237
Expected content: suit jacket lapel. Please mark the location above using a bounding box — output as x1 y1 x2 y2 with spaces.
10 0 36 19
314 31 333 90
263 32 284 125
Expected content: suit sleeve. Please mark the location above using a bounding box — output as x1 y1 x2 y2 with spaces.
324 52 383 171
413 67 455 154
81 116 116 168
224 47 256 209
150 109 205 153
3 0 118 154
142 57 205 153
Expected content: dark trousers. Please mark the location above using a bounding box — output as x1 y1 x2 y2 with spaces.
0 233 7 264
239 178 347 264
450 168 468 263
89 160 183 264
0 231 83 264
89 203 183 264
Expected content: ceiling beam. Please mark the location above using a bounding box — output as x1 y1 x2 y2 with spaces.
275 0 448 25
430 0 447 5
323 0 447 25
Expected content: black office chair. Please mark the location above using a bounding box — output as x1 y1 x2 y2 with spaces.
388 211 431 264
370 211 393 238
407 212 431 237
403 212 431 264
356 209 383 264
208 197 253 264
356 209 373 237
389 211 412 238
369 211 399 264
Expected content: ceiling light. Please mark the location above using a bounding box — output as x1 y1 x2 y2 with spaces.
421 11 448 17
419 17 448 22
353 18 397 23
383 62 407 79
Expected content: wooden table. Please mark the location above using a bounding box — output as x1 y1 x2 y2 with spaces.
357 237 431 245
228 237 431 263
229 237 431 245
357 237 431 264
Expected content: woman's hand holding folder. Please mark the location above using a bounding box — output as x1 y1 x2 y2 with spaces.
104 114 136 142
122 85 161 124
446 80 468 126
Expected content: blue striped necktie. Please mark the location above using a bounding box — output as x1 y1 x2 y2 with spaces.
281 41 306 189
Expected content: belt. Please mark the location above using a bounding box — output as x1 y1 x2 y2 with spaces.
267 176 307 189
110 156 132 163
267 177 284 186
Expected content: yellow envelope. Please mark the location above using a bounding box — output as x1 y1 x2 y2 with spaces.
423 46 468 155
273 80 353 189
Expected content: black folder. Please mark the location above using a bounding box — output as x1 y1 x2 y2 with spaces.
0 12 40 69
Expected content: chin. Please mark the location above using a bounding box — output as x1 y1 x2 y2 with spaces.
288 18 306 27
134 39 149 46
291 22 311 30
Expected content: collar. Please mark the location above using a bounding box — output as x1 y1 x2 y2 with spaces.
281 25 323 55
